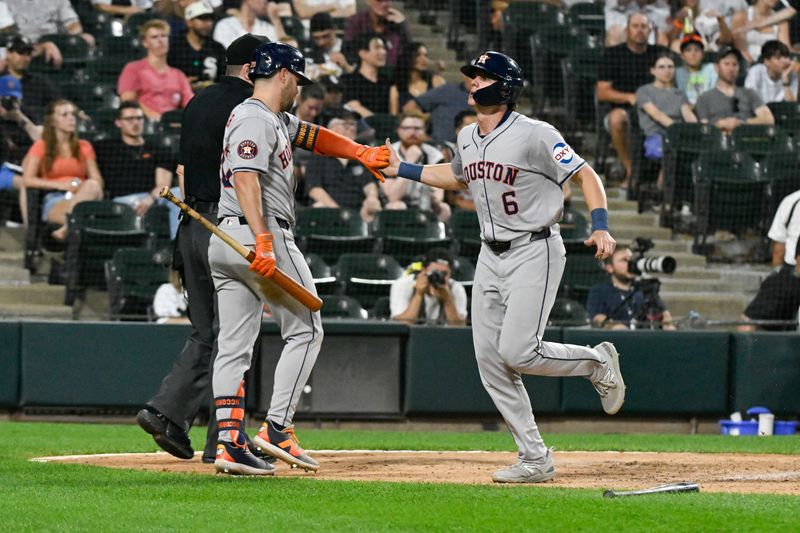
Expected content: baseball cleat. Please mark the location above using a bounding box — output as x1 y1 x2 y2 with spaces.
214 441 275 476
253 420 319 471
136 408 194 460
592 342 626 415
492 448 556 483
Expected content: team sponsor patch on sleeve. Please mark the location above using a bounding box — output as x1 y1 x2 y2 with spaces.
237 140 258 159
552 142 574 165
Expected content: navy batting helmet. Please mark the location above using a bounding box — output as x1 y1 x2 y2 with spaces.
460 51 524 106
249 41 313 85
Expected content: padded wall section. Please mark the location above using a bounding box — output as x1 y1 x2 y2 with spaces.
0 321 20 407
731 333 800 415
21 322 190 407
560 330 730 415
405 327 563 415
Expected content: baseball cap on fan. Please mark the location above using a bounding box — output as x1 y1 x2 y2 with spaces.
226 34 270 66
6 36 33 55
184 2 214 20
0 75 22 99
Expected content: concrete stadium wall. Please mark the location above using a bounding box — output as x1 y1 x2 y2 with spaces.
3 320 799 417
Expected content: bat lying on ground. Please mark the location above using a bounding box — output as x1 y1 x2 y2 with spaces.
159 187 323 312
603 482 700 498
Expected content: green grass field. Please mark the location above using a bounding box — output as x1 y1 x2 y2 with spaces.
1 421 798 531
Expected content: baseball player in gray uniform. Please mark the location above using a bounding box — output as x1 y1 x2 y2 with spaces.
380 51 626 483
209 41 388 475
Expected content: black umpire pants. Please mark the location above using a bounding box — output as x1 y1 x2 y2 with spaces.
147 208 219 457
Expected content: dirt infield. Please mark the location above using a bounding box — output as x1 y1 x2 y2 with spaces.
34 450 800 495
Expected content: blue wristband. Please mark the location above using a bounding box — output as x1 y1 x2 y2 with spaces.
398 162 423 182
590 208 609 232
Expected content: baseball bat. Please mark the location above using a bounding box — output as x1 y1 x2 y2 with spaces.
603 482 699 498
159 187 322 312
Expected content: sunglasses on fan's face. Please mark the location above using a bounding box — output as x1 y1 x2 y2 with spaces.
732 97 740 114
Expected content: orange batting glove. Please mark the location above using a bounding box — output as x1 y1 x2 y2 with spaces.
355 144 390 183
249 232 276 278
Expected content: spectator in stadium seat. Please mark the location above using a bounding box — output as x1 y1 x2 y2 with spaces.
402 75 471 143
744 40 798 103
606 0 672 47
118 19 195 121
597 12 665 187
0 36 58 125
695 45 774 133
383 111 450 222
0 0 96 67
668 0 742 54
307 12 354 81
344 0 411 67
304 109 382 222
21 99 104 241
168 2 226 91
0 74 39 224
340 33 397 117
94 102 181 238
636 51 697 188
394 42 445 111
441 109 477 212
390 247 467 326
740 188 800 331
732 0 793 64
587 245 676 330
212 0 284 48
293 0 356 19
675 32 718 105
91 0 153 18
291 83 325 203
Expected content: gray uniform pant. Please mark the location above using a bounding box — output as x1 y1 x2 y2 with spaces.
471 230 606 461
208 216 323 442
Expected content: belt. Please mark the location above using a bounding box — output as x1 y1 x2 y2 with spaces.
484 227 551 254
184 197 218 214
217 216 291 230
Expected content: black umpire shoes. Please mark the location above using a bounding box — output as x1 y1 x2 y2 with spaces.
136 408 195 460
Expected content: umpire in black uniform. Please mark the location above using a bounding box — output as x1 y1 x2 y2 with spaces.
137 34 268 463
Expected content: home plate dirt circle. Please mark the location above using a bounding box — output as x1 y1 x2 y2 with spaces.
32 450 800 495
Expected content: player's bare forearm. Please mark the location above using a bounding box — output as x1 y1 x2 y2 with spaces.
233 171 269 235
571 165 607 211
420 164 467 190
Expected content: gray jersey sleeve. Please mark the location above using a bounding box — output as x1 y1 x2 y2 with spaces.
530 124 586 185
450 136 465 183
229 115 276 174
282 112 301 142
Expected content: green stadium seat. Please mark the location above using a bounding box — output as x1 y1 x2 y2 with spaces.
559 207 591 240
568 2 605 37
63 82 120 115
372 209 450 266
370 295 392 320
160 109 184 131
320 295 368 319
90 107 121 134
692 150 767 254
450 208 481 260
760 151 800 226
105 247 171 320
39 33 92 65
333 253 403 310
304 253 337 295
100 35 144 59
730 125 792 161
280 15 309 42
503 1 560 33
295 208 375 265
548 298 590 327
562 46 602 137
451 255 475 300
766 101 800 128
143 204 171 252
364 113 398 143
662 123 727 228
63 201 148 306
88 55 135 84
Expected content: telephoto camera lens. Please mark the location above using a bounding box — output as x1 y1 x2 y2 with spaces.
427 270 446 288
629 256 677 275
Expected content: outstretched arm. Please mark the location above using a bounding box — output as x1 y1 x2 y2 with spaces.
380 140 467 191
293 121 389 182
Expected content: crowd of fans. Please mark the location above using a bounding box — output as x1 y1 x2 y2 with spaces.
0 0 796 329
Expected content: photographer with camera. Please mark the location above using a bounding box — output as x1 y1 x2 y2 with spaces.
390 247 467 326
587 243 676 330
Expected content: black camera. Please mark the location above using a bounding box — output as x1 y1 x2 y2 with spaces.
628 237 676 275
427 269 447 288
1 96 18 111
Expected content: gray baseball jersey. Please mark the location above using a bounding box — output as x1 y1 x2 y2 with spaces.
451 112 585 242
211 97 323 444
218 98 303 224
454 111 613 464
